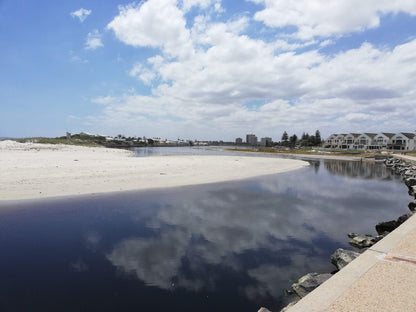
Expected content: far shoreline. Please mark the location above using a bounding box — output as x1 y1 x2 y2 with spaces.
223 148 373 162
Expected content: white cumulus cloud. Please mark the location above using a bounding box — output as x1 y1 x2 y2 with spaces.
85 30 103 50
70 8 92 23
85 0 416 140
181 0 223 12
107 0 194 59
249 0 416 39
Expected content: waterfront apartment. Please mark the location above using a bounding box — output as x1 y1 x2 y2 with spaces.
324 132 416 151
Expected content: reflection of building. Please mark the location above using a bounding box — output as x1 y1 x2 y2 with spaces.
323 160 396 180
260 137 272 146
246 134 258 146
324 132 416 151
235 138 243 145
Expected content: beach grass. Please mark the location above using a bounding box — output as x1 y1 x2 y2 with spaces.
12 137 102 147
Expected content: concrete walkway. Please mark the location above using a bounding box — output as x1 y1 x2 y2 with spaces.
288 154 416 312
288 214 416 312
394 154 416 164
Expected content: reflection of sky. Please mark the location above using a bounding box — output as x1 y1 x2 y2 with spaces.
106 160 409 307
0 160 410 312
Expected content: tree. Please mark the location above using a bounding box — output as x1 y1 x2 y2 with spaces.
315 130 322 145
281 131 289 143
289 134 298 147
301 132 308 141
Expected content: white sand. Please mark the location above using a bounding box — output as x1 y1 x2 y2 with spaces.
0 141 308 201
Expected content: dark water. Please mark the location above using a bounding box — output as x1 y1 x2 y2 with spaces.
0 160 410 312
132 146 239 157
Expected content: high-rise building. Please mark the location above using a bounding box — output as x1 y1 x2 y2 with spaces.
235 138 243 145
260 137 273 146
246 134 258 146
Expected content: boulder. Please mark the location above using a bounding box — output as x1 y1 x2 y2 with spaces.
409 200 416 211
373 235 385 243
349 234 376 248
376 214 412 234
396 213 412 225
330 248 360 270
375 220 397 234
291 273 331 298
404 170 415 178
347 232 358 238
408 186 416 197
258 307 272 312
404 177 416 187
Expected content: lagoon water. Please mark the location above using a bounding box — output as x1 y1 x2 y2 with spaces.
0 150 411 311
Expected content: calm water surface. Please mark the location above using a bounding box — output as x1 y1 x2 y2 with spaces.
0 156 410 311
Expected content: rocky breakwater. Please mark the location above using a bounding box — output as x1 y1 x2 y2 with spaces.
385 156 416 211
258 156 416 312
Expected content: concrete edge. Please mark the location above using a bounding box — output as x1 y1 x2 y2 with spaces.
287 213 416 312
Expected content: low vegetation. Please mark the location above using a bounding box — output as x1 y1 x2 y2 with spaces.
12 134 105 147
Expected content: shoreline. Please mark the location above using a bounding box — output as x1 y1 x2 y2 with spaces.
280 155 416 312
0 141 308 201
223 148 370 162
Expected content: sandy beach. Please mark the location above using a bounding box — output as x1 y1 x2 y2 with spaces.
0 141 308 201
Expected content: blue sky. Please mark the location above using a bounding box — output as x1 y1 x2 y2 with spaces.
1 0 416 140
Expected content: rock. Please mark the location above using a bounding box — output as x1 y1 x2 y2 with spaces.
396 213 412 225
404 177 416 187
404 170 415 177
258 307 272 312
373 235 385 243
280 301 298 312
349 234 375 248
330 248 360 270
408 185 416 197
347 232 358 238
291 273 331 298
375 220 397 234
376 214 412 234
409 200 416 211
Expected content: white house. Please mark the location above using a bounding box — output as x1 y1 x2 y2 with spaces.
353 133 377 150
342 133 361 149
324 134 347 148
324 131 416 151
389 133 416 151
324 134 338 148
371 133 395 150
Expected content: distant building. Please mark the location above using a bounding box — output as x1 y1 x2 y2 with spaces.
260 137 273 147
323 131 416 151
389 133 416 151
246 134 258 146
235 138 243 145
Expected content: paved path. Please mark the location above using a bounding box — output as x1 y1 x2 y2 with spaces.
287 154 416 312
288 214 416 312
394 154 416 164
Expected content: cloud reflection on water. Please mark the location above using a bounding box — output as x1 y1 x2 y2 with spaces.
106 160 408 300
